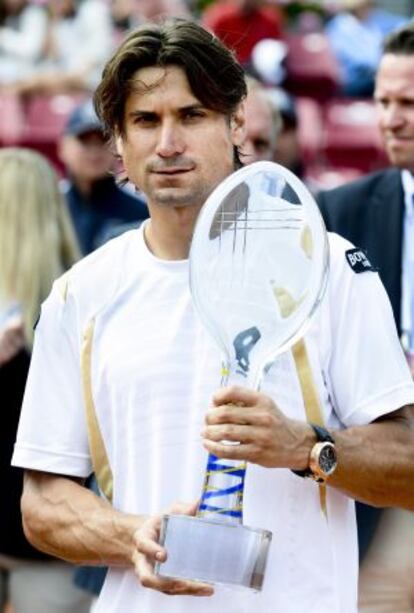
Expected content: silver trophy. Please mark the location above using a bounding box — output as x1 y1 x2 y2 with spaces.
155 161 329 591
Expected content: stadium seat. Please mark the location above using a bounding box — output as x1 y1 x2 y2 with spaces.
322 99 388 173
283 33 340 102
306 165 363 193
295 97 324 168
0 93 25 146
19 93 85 172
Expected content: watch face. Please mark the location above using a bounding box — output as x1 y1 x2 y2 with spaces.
319 443 337 476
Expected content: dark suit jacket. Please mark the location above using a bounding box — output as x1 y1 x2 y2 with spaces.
317 167 404 333
317 167 405 561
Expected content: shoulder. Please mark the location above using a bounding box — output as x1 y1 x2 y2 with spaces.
327 232 355 272
327 230 374 280
58 229 139 321
318 168 396 203
317 168 400 221
326 231 379 297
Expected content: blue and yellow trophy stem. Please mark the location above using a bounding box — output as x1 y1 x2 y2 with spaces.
197 357 253 524
197 454 246 523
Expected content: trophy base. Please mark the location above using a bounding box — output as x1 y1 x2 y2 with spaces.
154 514 272 591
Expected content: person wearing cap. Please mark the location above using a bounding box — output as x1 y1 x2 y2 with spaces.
59 98 148 255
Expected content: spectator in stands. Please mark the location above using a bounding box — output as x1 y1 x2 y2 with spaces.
133 0 191 23
241 77 281 164
202 0 283 66
0 147 90 613
58 98 148 255
7 0 113 96
266 88 305 179
0 0 47 83
110 0 135 36
325 0 406 97
110 0 191 35
317 22 414 610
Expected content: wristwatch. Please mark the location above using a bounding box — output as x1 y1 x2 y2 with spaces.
293 423 338 483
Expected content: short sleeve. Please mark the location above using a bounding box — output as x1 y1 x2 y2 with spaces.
12 278 92 477
324 235 414 426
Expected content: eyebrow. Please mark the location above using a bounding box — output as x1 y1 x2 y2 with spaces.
127 103 207 120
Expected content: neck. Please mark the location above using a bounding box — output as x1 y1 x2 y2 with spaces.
144 204 201 260
73 177 94 198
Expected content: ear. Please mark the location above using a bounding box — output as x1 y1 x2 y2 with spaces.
114 132 124 156
57 135 71 165
230 103 246 148
57 137 66 163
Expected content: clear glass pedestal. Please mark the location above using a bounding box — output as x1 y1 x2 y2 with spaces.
155 514 272 591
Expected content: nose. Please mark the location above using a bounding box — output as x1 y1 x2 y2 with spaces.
242 136 270 165
380 102 405 130
155 120 185 158
242 137 257 163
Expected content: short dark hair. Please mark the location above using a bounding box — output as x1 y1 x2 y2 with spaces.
94 19 247 138
383 22 414 56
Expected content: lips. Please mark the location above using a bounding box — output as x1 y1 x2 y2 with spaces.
154 167 194 175
385 132 412 142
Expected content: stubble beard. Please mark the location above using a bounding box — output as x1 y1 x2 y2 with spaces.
148 180 219 210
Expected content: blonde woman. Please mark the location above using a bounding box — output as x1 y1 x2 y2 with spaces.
0 148 91 613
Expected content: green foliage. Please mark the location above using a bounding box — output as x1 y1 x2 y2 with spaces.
283 2 327 22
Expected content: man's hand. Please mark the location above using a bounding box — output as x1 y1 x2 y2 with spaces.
0 316 25 366
202 386 314 470
131 501 214 597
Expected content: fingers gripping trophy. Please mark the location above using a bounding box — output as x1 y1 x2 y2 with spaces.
155 161 329 591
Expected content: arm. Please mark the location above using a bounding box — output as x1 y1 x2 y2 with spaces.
16 283 212 598
202 386 414 510
0 315 25 366
21 470 140 566
22 470 213 596
330 405 414 507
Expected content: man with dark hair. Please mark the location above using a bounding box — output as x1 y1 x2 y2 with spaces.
317 21 414 611
11 19 414 613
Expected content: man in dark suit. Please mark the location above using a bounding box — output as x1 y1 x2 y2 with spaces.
317 22 414 612
318 168 403 331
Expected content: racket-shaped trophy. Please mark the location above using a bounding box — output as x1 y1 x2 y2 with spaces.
155 161 329 591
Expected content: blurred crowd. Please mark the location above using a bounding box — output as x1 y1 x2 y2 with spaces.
1 0 414 612
0 0 410 190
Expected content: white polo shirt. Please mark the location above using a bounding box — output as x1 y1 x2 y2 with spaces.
12 225 414 613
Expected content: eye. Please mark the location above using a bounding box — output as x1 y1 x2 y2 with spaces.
401 99 414 109
132 113 158 126
253 138 271 152
375 98 389 109
182 108 206 121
